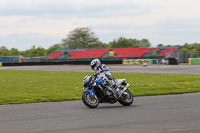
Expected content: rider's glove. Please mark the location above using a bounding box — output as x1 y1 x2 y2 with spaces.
93 72 99 77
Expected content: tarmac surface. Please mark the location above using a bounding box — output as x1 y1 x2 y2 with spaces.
0 93 200 133
0 64 200 75
0 64 200 133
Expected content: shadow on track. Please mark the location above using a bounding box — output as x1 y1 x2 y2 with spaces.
81 104 137 110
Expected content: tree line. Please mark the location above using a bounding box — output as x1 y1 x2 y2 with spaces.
0 27 200 57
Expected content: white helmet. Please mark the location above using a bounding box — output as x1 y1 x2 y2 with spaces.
90 59 101 71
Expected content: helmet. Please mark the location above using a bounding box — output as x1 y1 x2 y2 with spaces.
90 59 101 70
83 75 92 87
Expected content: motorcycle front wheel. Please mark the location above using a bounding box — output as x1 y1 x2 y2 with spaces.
118 89 133 106
82 91 99 108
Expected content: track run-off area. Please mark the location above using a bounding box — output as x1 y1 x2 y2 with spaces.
0 64 200 133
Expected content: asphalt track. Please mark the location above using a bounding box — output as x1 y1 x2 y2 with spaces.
0 65 200 133
0 64 200 75
0 93 200 133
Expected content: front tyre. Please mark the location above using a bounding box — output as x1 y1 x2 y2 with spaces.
118 90 133 106
82 91 99 108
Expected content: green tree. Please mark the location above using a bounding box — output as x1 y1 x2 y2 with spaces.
108 37 136 48
21 45 46 57
10 48 20 56
138 39 151 47
157 44 164 47
107 37 151 48
35 47 46 57
46 44 61 54
61 27 105 49
0 46 10 56
180 47 189 52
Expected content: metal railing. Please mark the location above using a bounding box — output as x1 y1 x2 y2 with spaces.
176 51 200 63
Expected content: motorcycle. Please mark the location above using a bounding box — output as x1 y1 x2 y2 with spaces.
82 74 133 108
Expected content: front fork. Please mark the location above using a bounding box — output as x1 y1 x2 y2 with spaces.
83 86 95 99
118 83 130 98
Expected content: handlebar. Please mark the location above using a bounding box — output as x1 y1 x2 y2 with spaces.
91 74 97 83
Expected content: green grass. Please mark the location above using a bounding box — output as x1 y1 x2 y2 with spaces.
0 70 200 104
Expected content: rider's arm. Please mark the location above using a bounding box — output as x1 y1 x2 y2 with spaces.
93 66 105 80
102 64 109 72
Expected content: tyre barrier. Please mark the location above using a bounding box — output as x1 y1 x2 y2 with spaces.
122 59 157 65
189 58 200 65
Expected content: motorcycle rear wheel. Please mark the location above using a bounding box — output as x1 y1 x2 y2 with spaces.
82 91 99 108
118 90 133 106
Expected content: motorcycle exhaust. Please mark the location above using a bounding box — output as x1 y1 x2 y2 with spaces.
118 83 130 98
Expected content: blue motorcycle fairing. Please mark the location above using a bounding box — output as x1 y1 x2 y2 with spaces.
83 78 104 96
95 78 104 83
84 78 104 89
84 82 92 89
83 89 95 96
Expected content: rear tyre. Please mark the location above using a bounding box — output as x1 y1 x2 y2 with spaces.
82 91 99 108
118 90 133 106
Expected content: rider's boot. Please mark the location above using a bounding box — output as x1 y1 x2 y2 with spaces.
112 84 122 98
116 88 122 98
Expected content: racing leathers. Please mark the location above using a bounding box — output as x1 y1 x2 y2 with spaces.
94 64 116 89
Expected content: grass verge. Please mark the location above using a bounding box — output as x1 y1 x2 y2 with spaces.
0 70 200 104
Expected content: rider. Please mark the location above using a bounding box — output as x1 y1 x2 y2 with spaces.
90 59 120 95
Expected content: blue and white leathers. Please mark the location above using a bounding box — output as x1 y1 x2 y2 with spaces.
94 64 116 88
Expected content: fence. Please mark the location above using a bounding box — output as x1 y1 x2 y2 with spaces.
157 51 200 63
176 51 200 63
